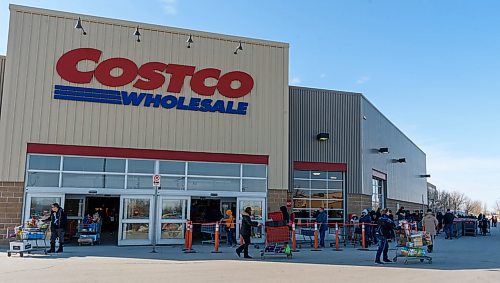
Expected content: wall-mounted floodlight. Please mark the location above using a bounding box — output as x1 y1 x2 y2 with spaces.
378 147 389 154
75 17 87 35
234 41 243 54
420 174 431 178
186 34 194 48
316 133 330 141
394 158 406 163
134 26 141 42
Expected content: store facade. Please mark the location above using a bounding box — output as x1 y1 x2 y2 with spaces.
0 5 289 245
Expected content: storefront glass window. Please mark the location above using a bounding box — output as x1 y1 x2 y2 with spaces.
242 179 267 192
161 223 184 239
28 155 60 170
188 162 240 177
122 223 149 240
372 178 385 210
159 161 185 175
292 169 345 223
127 175 153 190
62 174 125 189
29 197 60 220
161 200 184 219
242 164 266 178
27 172 59 187
128 159 155 174
124 199 150 219
186 177 240 191
162 177 185 190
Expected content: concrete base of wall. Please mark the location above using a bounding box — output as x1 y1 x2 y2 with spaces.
0 182 24 243
267 189 288 214
386 198 427 213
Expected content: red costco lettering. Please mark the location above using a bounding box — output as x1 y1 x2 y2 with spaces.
55 48 254 98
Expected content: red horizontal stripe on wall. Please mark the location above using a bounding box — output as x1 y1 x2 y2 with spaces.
294 161 347 172
27 143 268 164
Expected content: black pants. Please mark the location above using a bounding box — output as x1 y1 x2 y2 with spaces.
50 228 65 245
236 235 251 256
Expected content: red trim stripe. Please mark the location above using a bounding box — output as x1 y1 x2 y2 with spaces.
372 169 387 180
27 143 268 164
293 161 347 172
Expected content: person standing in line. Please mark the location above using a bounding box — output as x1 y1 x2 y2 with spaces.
422 209 438 253
436 212 444 234
443 209 455 239
316 207 328 248
236 207 261 258
375 208 396 265
48 203 67 253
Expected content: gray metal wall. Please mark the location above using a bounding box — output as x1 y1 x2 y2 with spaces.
361 97 427 204
289 86 362 194
0 56 5 118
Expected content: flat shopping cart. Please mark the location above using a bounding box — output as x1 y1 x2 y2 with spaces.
78 222 101 245
7 226 48 257
393 231 432 264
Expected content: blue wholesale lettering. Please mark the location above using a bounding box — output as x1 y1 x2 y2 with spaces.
53 85 249 115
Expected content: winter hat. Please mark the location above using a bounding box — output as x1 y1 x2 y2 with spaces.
362 209 368 214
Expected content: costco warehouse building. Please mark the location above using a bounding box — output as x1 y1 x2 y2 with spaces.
0 5 428 245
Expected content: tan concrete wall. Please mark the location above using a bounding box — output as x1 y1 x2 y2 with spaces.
386 198 427 213
0 5 289 194
347 193 372 216
267 189 288 213
0 182 24 242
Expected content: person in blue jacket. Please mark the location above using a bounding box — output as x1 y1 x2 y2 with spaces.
375 208 396 264
316 207 328 248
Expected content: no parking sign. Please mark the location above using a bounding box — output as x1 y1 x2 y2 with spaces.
153 175 161 187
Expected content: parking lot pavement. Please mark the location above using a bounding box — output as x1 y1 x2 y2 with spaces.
1 226 499 283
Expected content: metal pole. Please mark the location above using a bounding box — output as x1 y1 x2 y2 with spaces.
151 185 159 253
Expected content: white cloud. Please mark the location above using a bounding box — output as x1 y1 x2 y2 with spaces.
356 76 370 84
290 77 302 84
422 141 500 210
160 0 177 15
320 73 327 79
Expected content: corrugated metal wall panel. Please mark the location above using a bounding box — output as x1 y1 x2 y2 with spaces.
0 56 5 117
361 97 427 204
0 5 289 192
289 86 362 194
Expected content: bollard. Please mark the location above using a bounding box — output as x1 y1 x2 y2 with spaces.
311 222 321 251
292 223 299 252
211 222 222 253
333 222 342 251
358 224 369 251
184 221 196 253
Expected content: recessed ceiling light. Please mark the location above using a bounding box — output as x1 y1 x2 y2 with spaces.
312 172 321 176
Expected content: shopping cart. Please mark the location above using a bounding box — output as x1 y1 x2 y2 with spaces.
201 223 227 245
260 225 291 259
77 222 101 245
6 226 48 257
393 231 432 264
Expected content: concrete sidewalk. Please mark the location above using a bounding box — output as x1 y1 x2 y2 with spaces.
1 226 499 282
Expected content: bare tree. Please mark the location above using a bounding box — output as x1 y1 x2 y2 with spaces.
463 197 482 215
449 191 466 212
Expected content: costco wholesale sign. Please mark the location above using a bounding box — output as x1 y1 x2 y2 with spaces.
54 48 255 115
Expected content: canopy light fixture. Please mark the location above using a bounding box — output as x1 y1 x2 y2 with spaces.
75 17 87 35
186 34 194 48
134 26 141 42
316 133 330 141
234 41 243 54
378 147 389 154
312 172 321 176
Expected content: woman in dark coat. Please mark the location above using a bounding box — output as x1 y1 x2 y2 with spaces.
236 207 261 258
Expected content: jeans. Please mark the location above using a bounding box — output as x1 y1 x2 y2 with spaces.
236 235 251 256
444 224 453 238
227 228 234 245
50 228 65 245
319 228 327 247
375 236 389 262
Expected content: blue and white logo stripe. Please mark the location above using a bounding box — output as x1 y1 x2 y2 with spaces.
54 85 123 105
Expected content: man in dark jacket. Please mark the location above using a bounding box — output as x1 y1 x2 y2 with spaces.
316 207 328 248
443 209 455 239
375 208 395 264
236 207 260 258
360 209 373 245
48 203 67 253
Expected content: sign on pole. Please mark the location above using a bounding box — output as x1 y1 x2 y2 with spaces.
153 174 161 187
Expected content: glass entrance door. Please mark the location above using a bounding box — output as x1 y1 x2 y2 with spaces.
157 196 190 245
237 197 266 244
24 193 65 223
118 195 153 245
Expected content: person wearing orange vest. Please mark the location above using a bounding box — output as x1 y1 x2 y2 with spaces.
223 210 236 246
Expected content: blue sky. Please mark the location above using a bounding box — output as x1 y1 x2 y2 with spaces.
1 0 499 210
